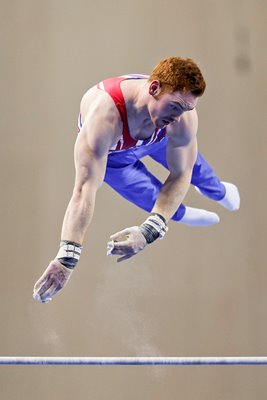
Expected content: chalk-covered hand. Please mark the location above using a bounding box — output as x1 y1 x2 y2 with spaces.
107 226 147 262
33 259 73 303
107 214 168 262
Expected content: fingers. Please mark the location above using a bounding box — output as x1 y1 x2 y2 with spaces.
108 240 134 255
34 280 62 303
33 260 72 304
107 227 147 261
107 240 136 262
107 238 138 258
117 254 134 263
43 282 61 303
107 240 131 256
33 277 56 303
36 276 53 297
110 228 132 241
108 225 147 262
33 275 50 298
107 240 114 256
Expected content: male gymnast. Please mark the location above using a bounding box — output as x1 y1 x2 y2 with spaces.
33 57 240 303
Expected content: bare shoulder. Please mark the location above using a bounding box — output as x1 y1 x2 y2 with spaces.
78 86 122 154
167 109 198 146
81 86 121 128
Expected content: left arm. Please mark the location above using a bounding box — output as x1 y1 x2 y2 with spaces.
108 110 198 262
152 130 197 222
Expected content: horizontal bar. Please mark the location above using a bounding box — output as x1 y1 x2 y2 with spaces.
1 357 267 365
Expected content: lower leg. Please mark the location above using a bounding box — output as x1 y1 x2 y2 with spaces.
191 152 226 200
191 153 240 211
149 146 240 213
172 204 220 226
150 146 226 200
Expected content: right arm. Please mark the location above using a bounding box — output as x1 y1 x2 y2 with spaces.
61 119 109 245
33 97 120 303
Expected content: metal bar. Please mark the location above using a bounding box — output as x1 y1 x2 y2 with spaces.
1 357 267 365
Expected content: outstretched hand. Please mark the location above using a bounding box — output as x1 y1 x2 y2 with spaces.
107 226 147 262
33 259 73 303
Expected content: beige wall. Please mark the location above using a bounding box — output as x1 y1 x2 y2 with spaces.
1 0 267 399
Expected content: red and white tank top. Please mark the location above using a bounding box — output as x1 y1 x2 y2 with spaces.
78 74 167 153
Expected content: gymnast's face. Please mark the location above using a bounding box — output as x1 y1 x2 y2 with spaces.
148 81 198 129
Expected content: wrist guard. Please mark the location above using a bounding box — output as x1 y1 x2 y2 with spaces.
139 213 168 244
56 240 82 269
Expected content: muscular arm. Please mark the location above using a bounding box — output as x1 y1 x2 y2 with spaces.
62 90 121 244
152 110 198 221
108 110 198 262
61 124 108 244
152 136 197 222
33 94 120 302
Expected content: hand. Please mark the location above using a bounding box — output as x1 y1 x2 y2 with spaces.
33 259 73 303
107 226 147 262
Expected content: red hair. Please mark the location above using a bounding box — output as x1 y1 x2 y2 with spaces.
148 57 206 96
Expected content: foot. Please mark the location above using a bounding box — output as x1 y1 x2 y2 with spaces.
217 182 240 211
179 207 220 226
195 182 240 211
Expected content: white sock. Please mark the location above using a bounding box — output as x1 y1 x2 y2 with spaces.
217 182 240 211
179 207 220 226
195 182 240 211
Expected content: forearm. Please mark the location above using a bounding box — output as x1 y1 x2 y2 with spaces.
106 168 193 262
152 171 191 222
61 187 96 245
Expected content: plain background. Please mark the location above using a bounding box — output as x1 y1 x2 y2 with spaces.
1 0 267 399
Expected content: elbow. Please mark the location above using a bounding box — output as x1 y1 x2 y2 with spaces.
71 188 83 203
169 167 193 183
72 180 97 202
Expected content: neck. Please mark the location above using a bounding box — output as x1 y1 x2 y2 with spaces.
122 79 152 127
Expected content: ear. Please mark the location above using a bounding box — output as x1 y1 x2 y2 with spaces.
149 80 161 96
